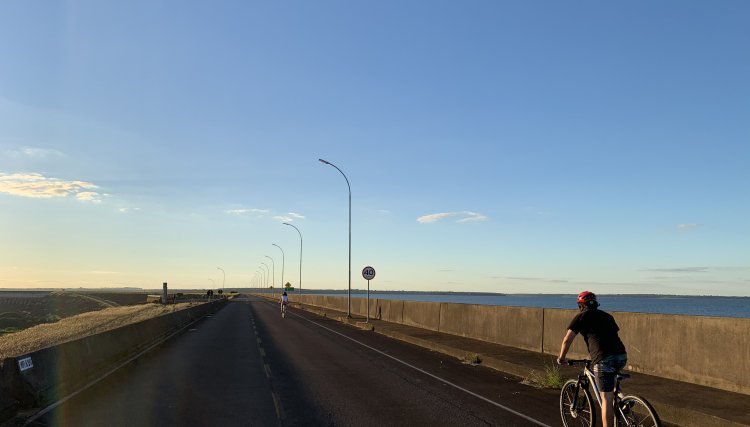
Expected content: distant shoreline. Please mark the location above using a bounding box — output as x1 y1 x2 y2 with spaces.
1 288 748 299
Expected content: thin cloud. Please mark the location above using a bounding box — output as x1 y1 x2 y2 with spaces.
118 207 141 213
287 212 305 220
273 215 293 222
22 148 64 157
226 208 270 216
0 172 99 200
457 211 489 223
677 223 702 231
417 211 489 223
76 191 102 203
5 147 64 158
640 267 709 273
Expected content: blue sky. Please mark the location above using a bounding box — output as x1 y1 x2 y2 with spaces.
1 1 748 295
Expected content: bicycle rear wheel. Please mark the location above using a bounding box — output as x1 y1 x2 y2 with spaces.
560 379 596 427
618 395 661 427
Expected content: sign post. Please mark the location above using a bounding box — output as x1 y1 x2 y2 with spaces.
362 266 376 322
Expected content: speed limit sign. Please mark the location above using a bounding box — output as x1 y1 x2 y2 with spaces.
362 266 376 280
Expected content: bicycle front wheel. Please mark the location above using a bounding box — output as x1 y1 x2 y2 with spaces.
618 395 661 427
560 379 596 427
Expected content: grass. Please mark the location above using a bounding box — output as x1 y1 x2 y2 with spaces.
523 362 566 389
464 353 482 364
0 302 200 360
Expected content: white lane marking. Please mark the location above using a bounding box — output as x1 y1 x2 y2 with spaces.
286 307 551 427
271 392 285 420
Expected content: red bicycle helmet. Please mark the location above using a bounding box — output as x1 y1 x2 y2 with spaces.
577 291 599 309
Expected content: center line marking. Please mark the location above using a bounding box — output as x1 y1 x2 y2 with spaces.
271 392 284 420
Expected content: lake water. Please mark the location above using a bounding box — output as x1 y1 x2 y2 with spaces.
304 292 750 318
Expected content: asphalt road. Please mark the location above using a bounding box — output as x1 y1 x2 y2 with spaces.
30 296 563 426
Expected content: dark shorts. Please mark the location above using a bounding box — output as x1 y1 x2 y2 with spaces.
593 354 627 392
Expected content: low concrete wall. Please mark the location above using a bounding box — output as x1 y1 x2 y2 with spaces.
0 300 226 414
290 294 750 395
401 301 442 332
378 299 404 324
617 312 750 395
440 304 544 353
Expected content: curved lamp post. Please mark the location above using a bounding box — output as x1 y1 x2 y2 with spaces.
264 255 275 295
283 222 302 296
272 243 285 293
319 158 352 317
217 267 225 291
260 262 270 293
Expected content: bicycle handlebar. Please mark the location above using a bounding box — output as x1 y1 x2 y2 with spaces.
566 359 592 366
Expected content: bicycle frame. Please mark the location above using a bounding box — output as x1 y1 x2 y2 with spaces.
569 361 633 425
568 364 603 414
583 365 603 406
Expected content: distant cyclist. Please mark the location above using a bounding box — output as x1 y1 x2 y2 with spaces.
558 291 627 427
280 291 288 315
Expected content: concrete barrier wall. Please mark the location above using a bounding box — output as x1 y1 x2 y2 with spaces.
293 295 750 394
401 301 442 332
440 304 544 352
378 299 404 324
616 312 750 394
1 300 226 410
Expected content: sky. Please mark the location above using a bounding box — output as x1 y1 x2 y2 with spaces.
1 1 748 295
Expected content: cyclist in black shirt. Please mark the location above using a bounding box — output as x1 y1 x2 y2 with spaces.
558 291 627 427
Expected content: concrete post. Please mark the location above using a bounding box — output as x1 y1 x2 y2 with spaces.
162 282 168 305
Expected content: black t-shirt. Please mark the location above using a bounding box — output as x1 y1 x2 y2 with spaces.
567 308 626 364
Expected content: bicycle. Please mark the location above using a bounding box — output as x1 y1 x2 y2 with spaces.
281 302 287 318
560 359 661 427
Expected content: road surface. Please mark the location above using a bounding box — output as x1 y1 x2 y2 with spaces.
30 296 562 426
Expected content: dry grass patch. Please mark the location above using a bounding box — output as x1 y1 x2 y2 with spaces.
0 302 200 360
522 362 566 389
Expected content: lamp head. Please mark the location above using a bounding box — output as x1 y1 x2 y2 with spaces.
318 158 330 165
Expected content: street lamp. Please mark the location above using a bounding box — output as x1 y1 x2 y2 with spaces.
272 243 285 293
208 278 216 289
251 272 259 291
260 262 270 294
264 256 275 295
217 267 225 291
319 158 352 317
283 222 302 296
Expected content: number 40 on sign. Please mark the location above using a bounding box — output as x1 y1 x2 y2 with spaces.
362 266 375 322
362 266 375 280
